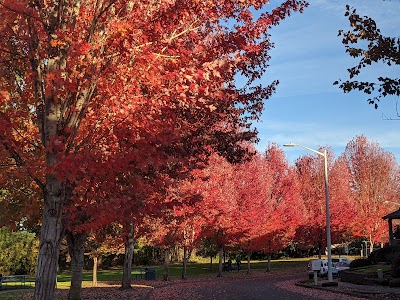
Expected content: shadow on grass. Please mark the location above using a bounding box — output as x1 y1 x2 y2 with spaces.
0 284 154 300
0 259 312 299
56 258 310 283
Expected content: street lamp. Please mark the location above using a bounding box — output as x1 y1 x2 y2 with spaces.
283 143 334 283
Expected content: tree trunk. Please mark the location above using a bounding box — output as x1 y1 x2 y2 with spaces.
121 223 135 289
66 231 87 300
318 242 322 259
171 246 179 262
266 253 271 272
187 248 192 261
217 245 223 277
209 256 213 271
163 248 170 281
369 241 374 255
182 245 188 279
33 176 65 300
92 256 98 287
247 252 251 274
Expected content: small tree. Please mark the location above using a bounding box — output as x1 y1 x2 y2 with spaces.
196 238 219 271
0 227 38 275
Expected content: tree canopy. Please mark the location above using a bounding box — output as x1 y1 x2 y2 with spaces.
334 5 400 111
0 0 308 299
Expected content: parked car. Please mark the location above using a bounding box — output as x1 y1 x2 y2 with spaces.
307 259 339 279
335 261 351 275
331 257 351 266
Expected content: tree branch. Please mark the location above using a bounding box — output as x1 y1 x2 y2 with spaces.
0 135 45 191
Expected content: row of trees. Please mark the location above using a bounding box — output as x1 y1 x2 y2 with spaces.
295 135 399 253
2 134 398 285
160 135 399 276
112 134 399 280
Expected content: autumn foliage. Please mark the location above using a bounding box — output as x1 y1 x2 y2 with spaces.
0 0 310 299
341 135 400 250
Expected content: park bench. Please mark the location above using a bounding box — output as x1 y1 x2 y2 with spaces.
0 275 35 290
223 262 240 272
223 262 236 272
133 268 157 280
134 268 146 279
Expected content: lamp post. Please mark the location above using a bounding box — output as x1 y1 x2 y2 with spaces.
283 143 333 283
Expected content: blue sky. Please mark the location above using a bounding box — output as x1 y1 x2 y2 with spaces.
250 0 400 163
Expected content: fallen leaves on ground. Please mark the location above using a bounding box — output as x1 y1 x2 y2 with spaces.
275 279 366 300
9 271 371 300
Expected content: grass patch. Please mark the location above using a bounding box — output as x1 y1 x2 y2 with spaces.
351 264 392 274
0 277 35 291
0 257 311 298
53 258 310 283
0 290 32 299
248 258 309 271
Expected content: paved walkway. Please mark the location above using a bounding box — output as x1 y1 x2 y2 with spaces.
3 271 400 300
297 278 400 300
146 271 400 300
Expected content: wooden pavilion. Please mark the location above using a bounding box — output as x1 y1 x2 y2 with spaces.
383 209 400 246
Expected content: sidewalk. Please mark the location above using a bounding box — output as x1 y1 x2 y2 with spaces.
296 278 400 300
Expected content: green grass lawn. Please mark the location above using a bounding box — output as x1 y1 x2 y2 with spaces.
0 290 32 299
0 257 310 294
0 255 386 299
0 256 358 290
348 264 392 274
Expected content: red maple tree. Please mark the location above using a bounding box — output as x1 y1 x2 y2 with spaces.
294 149 333 256
242 145 304 272
341 135 400 251
0 1 308 298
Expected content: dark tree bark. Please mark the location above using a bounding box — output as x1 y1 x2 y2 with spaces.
266 253 271 272
121 223 135 289
163 248 170 281
33 175 65 300
182 246 188 279
217 245 223 277
66 231 87 300
246 251 251 274
318 241 323 259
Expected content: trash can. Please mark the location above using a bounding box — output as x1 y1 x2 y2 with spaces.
145 268 156 280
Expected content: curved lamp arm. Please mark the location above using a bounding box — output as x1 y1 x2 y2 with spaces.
283 143 325 157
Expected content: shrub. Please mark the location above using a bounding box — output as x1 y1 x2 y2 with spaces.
389 278 400 287
368 245 397 265
0 227 38 275
350 258 371 269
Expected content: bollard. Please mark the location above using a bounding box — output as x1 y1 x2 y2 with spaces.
377 269 383 280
